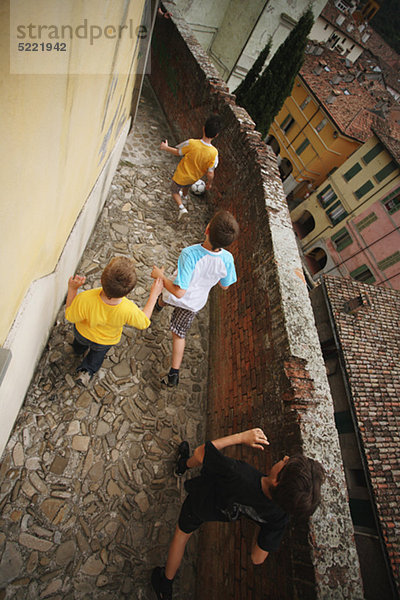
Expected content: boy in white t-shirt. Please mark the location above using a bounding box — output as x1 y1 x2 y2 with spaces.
151 210 239 387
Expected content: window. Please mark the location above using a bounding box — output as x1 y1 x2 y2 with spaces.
374 160 397 183
280 114 295 134
317 184 337 207
315 118 327 132
332 227 352 251
356 212 377 232
383 192 400 214
305 247 327 274
296 138 310 155
349 469 367 488
354 180 374 200
343 162 362 181
293 210 315 239
377 251 400 271
349 498 375 530
362 142 383 164
334 410 354 434
300 96 311 110
326 201 347 225
350 265 375 284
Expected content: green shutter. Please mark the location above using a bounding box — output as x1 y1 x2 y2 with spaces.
355 180 374 200
362 142 383 164
356 212 378 231
343 162 362 181
350 265 376 284
377 251 400 271
331 227 352 250
296 138 310 155
374 160 397 183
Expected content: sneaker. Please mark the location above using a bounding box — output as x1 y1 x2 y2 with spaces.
175 441 190 476
151 567 173 600
161 372 179 387
177 207 188 220
76 370 92 387
154 295 164 312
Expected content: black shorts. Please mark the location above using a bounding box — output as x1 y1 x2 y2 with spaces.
178 494 229 534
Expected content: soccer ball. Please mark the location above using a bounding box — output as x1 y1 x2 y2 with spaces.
191 179 206 195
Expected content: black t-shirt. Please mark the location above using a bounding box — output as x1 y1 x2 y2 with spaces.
184 441 289 552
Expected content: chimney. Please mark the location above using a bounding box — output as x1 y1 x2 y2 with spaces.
326 89 342 104
342 293 371 315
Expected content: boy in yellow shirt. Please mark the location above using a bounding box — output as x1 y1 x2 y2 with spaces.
65 256 163 386
160 115 221 219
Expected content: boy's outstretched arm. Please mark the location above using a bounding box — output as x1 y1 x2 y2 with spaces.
142 277 164 319
66 275 86 308
188 428 269 468
160 139 180 157
151 265 186 298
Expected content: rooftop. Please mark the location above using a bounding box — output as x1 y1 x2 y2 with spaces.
301 45 400 142
323 275 400 589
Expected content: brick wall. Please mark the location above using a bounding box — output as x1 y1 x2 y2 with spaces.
150 10 364 599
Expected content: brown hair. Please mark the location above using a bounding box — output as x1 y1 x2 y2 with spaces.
270 455 325 519
208 210 239 250
101 257 137 298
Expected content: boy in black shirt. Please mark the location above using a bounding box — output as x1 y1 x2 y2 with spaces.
151 428 325 600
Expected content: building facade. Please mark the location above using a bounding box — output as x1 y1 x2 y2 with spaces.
0 0 156 455
292 131 400 289
171 0 327 91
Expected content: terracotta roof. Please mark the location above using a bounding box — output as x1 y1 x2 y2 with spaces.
372 121 400 165
357 31 400 94
318 0 400 93
300 46 394 141
323 275 400 593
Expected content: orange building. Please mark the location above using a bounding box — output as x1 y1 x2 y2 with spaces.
267 44 394 206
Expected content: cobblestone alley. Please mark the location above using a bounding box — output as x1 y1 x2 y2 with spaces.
0 79 211 599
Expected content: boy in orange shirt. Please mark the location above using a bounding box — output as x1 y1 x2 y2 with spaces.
160 115 221 219
65 256 163 386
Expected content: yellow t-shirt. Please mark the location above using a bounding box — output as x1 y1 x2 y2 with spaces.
65 288 150 345
173 139 218 185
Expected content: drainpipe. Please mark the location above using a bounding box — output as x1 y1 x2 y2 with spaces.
320 278 398 600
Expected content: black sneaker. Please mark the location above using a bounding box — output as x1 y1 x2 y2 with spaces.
154 296 164 312
151 567 173 600
175 441 190 476
161 372 179 387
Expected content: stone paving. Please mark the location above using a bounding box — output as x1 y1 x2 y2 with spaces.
0 79 212 599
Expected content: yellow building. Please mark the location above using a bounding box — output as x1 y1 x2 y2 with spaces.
0 0 155 454
266 45 391 204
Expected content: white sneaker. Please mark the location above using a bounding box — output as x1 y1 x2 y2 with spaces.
76 371 92 386
178 207 188 220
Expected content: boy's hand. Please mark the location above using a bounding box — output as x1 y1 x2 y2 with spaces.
160 139 169 150
68 275 86 290
206 181 212 190
151 277 164 295
151 265 165 280
241 428 269 450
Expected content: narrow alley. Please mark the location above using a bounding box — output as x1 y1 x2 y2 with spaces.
0 79 210 600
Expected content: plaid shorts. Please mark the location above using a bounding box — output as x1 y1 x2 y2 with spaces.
170 307 197 338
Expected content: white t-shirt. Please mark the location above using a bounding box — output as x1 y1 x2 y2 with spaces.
162 244 237 312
